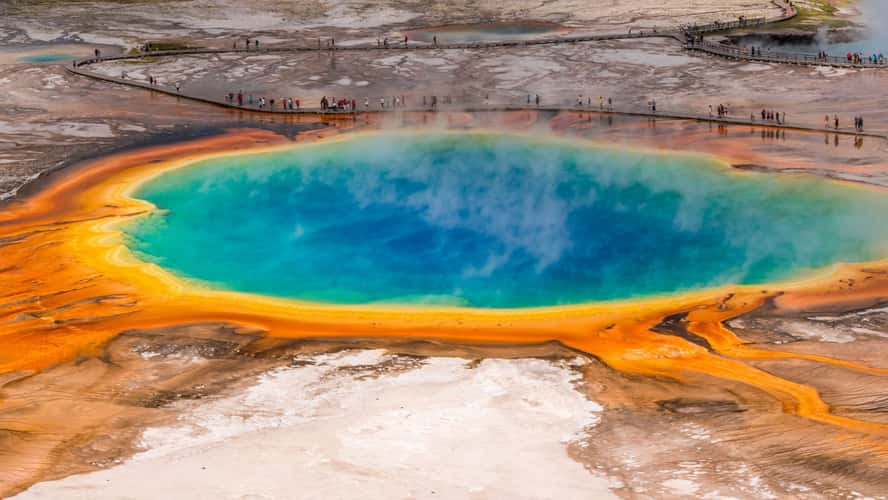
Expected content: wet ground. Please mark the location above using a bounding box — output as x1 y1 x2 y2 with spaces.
1 1 887 498
1 1 885 201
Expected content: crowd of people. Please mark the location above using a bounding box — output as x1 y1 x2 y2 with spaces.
222 91 301 110
708 104 786 124
710 103 731 118
845 52 885 65
170 83 879 139
853 115 865 132
321 96 356 110
759 109 785 124
573 95 614 111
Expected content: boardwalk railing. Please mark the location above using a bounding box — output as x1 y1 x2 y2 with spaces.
57 59 888 141
687 40 887 68
684 0 796 34
71 31 671 70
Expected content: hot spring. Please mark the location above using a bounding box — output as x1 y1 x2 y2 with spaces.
123 132 888 308
406 22 563 44
18 53 76 63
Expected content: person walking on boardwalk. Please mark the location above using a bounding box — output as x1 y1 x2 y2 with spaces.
238 91 243 106
535 94 540 107
834 114 839 130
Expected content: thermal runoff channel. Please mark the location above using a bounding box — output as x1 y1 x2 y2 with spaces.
123 132 888 308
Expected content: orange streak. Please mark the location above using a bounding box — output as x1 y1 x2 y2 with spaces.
1 126 887 444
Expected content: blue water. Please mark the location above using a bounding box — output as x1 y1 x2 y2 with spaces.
825 0 887 55
19 53 76 63
744 0 887 56
123 133 888 308
409 22 561 43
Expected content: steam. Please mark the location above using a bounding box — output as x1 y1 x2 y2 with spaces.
130 131 888 306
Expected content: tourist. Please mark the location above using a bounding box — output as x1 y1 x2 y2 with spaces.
608 97 612 111
433 36 437 46
824 115 830 128
709 105 713 119
535 94 540 107
238 91 243 106
175 82 180 93
834 114 839 130
380 97 385 109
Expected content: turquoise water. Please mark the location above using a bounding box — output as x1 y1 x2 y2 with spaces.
409 22 561 43
123 133 888 308
19 53 76 63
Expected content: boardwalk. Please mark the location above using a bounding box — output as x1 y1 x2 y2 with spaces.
687 40 887 69
59 61 888 142
61 0 885 139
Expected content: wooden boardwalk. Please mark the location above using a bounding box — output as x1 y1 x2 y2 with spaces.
58 62 888 141
687 41 887 69
60 0 885 138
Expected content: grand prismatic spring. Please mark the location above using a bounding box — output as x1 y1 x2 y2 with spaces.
124 132 888 307
2 1 888 499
